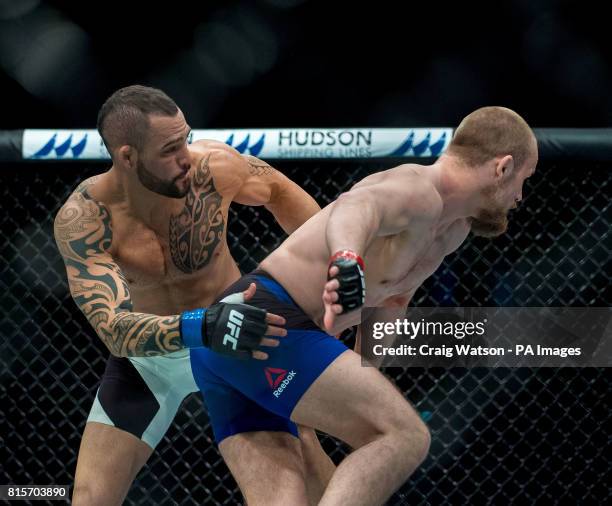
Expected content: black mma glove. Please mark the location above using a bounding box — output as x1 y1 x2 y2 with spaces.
328 249 366 313
180 298 267 359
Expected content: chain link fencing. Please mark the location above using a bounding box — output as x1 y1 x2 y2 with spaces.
0 159 610 504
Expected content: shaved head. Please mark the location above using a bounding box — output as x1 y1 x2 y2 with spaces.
97 85 179 157
447 106 536 169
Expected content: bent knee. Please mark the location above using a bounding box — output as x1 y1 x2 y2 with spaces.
72 482 124 506
376 411 431 463
408 422 431 464
391 408 430 454
71 484 96 506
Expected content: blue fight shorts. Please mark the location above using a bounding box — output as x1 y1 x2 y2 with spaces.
190 269 349 443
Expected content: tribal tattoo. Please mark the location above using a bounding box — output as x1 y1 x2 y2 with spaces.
169 154 225 273
54 180 183 357
244 155 275 176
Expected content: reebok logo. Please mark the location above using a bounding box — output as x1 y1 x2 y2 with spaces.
223 310 244 350
265 367 297 398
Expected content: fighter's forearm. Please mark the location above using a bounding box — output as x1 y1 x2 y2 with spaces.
107 311 183 357
56 198 185 357
72 268 270 360
69 271 184 357
325 191 380 256
239 154 320 234
265 180 321 234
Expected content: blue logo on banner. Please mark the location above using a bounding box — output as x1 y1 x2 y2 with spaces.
225 133 265 156
32 133 88 158
389 131 447 157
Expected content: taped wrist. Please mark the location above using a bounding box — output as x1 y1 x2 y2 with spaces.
180 302 268 359
180 308 207 349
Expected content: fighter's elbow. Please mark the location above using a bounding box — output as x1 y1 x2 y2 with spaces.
109 348 126 358
104 337 126 357
97 323 128 357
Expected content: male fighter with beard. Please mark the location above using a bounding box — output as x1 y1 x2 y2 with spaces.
54 85 330 505
189 106 538 505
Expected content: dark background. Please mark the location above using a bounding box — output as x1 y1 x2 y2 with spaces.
1 1 611 505
1 159 610 505
0 0 610 130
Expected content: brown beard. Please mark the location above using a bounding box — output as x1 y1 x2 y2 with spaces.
471 183 510 238
136 159 189 199
470 211 508 237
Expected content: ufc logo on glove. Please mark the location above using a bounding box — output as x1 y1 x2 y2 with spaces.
223 310 245 350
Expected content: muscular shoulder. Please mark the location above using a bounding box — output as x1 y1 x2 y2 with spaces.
189 139 235 157
54 176 112 258
72 174 103 195
188 140 251 197
401 168 443 222
355 164 443 223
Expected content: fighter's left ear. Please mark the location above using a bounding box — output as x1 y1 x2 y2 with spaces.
495 155 514 179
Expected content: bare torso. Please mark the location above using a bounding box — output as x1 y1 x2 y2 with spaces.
82 143 241 316
261 165 471 332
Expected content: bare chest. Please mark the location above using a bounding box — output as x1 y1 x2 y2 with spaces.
366 219 470 303
108 191 228 288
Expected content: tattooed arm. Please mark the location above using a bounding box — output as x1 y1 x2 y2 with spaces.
233 153 321 234
54 188 286 360
54 191 183 357
188 141 319 233
55 186 284 359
